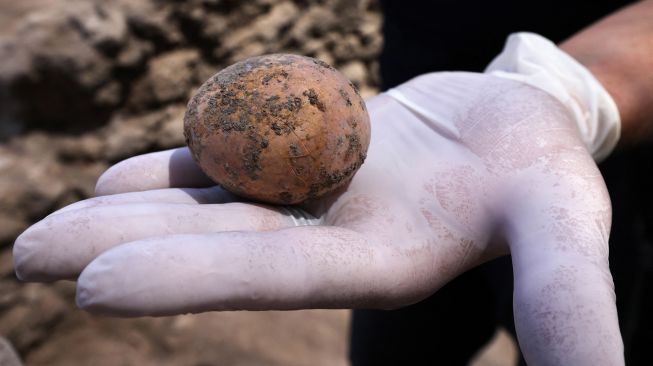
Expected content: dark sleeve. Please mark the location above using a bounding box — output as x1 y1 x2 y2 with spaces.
379 0 636 89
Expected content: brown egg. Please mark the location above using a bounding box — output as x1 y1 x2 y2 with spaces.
183 54 371 204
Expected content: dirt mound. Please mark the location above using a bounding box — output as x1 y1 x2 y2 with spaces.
0 0 381 364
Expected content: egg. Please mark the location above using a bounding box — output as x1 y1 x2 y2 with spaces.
184 54 370 204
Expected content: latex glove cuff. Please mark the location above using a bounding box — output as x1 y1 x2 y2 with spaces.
486 32 621 161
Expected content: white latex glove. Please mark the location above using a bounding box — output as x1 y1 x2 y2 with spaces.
14 72 623 365
486 32 621 161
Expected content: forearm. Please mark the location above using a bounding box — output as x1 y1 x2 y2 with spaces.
560 0 653 146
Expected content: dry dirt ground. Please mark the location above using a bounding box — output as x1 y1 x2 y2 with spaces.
0 0 517 364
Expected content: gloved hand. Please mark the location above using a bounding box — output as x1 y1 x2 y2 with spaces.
14 50 623 365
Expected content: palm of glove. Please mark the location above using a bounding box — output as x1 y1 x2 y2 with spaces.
14 73 622 365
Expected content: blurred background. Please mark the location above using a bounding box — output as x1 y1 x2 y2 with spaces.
0 0 515 364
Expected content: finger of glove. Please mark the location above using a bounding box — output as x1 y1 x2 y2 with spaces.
504 162 623 365
76 226 397 316
14 202 298 282
49 186 238 218
95 147 214 196
512 251 622 366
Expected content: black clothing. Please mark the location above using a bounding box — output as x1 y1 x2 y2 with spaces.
378 0 633 89
350 1 652 365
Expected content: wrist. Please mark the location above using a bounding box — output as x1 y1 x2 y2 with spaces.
558 0 653 147
561 33 653 147
485 32 621 162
